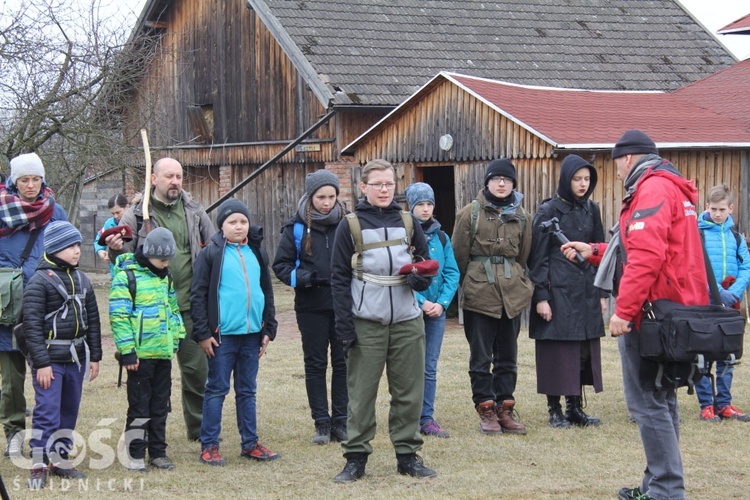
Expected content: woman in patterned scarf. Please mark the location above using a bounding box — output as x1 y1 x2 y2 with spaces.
0 153 68 459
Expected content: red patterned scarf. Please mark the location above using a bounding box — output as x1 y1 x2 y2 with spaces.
0 185 56 236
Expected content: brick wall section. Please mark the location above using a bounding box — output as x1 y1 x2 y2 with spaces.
219 165 232 196
327 158 359 210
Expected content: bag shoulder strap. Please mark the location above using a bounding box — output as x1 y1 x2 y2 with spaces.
702 241 722 305
20 230 41 266
290 221 304 287
124 269 137 311
437 230 447 247
470 200 479 244
346 212 413 280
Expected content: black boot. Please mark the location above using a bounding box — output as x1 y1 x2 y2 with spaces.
396 453 437 478
565 396 601 427
547 395 571 429
333 453 367 483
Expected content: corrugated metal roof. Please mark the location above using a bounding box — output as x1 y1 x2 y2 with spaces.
250 0 737 106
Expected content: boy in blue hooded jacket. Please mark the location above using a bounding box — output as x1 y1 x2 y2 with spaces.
695 184 750 422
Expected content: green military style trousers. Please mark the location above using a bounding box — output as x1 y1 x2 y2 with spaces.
344 316 425 456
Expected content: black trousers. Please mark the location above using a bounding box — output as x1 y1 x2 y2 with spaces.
463 310 520 405
126 359 171 459
296 310 348 424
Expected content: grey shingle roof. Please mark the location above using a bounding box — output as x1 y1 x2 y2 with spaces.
250 0 736 106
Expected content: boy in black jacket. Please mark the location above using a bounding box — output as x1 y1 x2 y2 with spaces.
23 221 102 489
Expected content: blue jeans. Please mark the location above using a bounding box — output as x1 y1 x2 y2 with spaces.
201 334 260 451
421 312 445 424
695 361 734 409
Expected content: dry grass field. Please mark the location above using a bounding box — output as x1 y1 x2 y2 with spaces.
1 273 748 498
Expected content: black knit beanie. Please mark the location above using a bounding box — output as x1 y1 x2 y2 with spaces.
611 130 658 159
484 158 517 187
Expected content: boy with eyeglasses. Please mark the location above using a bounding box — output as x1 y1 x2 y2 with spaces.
330 159 435 483
452 158 534 434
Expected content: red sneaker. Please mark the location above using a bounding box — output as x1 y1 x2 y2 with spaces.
700 405 720 422
240 442 281 462
717 404 750 422
199 445 226 466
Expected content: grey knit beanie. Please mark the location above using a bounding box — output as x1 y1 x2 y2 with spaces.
142 227 177 260
305 169 340 198
405 182 435 212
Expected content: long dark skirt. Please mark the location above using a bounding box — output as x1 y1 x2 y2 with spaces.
535 338 603 396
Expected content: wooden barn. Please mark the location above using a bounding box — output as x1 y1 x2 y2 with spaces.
81 0 739 266
342 66 750 238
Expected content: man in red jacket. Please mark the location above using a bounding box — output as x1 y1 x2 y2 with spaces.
562 130 707 500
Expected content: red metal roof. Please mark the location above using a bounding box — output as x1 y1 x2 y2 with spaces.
447 73 750 149
718 13 750 34
673 57 750 123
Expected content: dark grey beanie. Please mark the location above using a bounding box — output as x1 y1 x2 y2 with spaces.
405 182 435 212
305 169 340 198
143 227 176 260
611 130 658 159
216 198 251 229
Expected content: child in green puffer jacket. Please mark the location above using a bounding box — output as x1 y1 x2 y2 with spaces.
109 227 186 473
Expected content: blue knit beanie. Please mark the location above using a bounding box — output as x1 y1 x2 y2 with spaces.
44 221 82 255
405 182 435 212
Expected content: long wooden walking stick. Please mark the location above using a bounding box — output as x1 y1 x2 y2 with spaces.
140 129 153 234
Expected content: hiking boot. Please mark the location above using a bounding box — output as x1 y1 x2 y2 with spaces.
4 432 23 458
127 457 148 472
396 453 437 478
717 404 750 422
476 400 502 434
333 453 367 483
565 396 601 427
50 462 87 479
240 442 280 461
497 400 527 434
618 486 652 499
199 446 226 466
331 420 348 442
28 464 48 490
700 405 721 422
149 456 176 470
547 396 571 429
420 419 450 438
313 421 331 445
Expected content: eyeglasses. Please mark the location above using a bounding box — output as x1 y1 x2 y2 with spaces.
488 176 511 185
366 182 397 190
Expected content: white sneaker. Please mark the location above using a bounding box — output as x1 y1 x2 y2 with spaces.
4 433 23 459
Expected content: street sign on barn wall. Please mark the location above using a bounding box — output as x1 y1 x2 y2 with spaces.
295 143 322 152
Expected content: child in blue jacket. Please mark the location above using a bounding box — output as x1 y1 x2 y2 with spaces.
93 193 129 278
405 182 460 438
190 199 279 466
696 184 750 422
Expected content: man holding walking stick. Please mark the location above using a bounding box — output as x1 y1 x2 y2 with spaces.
107 157 215 441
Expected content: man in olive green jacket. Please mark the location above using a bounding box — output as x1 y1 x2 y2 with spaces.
107 158 215 441
452 158 533 435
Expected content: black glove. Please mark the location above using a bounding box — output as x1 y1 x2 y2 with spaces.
338 331 357 358
308 271 330 287
407 273 432 291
